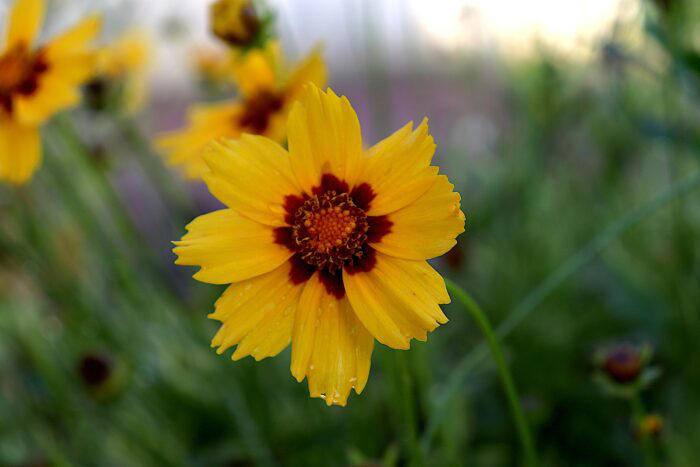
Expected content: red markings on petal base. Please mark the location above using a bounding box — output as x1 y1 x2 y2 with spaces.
275 174 391 297
238 90 284 133
0 44 48 115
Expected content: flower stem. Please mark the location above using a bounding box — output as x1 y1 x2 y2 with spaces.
444 279 537 466
394 351 423 466
630 394 658 467
423 170 700 453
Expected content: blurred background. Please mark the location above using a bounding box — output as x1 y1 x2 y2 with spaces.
1 0 700 465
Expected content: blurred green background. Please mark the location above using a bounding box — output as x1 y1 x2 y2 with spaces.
1 0 700 465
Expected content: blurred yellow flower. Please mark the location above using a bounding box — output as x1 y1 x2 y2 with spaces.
0 0 100 184
191 45 239 89
173 84 465 406
157 41 326 179
87 30 151 113
210 0 260 47
639 414 663 438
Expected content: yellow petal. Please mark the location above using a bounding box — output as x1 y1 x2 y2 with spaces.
290 273 326 382
47 51 99 82
97 30 150 77
5 0 44 49
231 41 280 97
287 84 364 194
306 298 374 406
45 15 101 59
359 118 438 216
284 47 327 100
12 14 100 126
209 262 302 361
371 175 465 260
156 101 242 179
13 55 94 126
202 135 301 227
173 209 292 284
0 121 40 184
290 273 374 406
343 252 449 349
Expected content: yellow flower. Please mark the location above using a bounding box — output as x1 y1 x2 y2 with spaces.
157 41 326 179
210 0 260 47
0 0 100 184
639 414 663 438
173 84 465 406
191 45 248 92
87 30 151 113
191 45 238 87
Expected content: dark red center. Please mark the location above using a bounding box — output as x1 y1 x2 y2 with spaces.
603 344 642 384
238 90 284 134
291 191 369 273
0 43 49 115
78 354 112 387
274 174 392 298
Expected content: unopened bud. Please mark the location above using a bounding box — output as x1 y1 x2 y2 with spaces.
210 0 260 47
78 353 112 387
638 414 664 439
603 343 643 384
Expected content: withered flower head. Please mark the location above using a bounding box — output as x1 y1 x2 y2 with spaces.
78 353 112 387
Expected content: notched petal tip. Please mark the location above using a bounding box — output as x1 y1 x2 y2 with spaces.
291 370 306 384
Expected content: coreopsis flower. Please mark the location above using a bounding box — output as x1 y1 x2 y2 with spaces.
191 45 239 90
77 352 127 400
0 0 100 184
638 414 663 439
593 342 660 398
85 30 151 113
603 343 644 383
78 353 113 388
173 84 465 406
157 41 325 179
210 0 261 47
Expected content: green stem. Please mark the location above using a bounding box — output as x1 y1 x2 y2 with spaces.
117 117 195 220
47 118 175 289
395 352 423 466
422 170 700 452
444 279 537 466
630 394 657 467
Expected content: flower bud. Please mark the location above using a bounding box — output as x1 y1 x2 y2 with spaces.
210 0 260 47
77 351 128 401
78 353 112 387
638 414 664 439
603 343 643 384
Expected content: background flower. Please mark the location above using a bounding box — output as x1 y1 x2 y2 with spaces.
156 40 325 178
0 0 100 184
